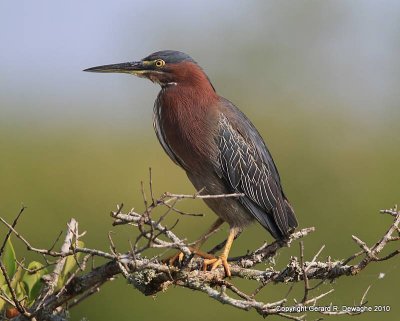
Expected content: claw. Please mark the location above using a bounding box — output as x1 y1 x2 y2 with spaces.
166 251 185 266
203 255 231 277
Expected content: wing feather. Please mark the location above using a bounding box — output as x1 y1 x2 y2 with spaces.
217 110 297 239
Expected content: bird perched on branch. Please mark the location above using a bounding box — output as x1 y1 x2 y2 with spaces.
84 50 298 276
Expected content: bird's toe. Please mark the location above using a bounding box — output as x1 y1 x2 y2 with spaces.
203 255 231 277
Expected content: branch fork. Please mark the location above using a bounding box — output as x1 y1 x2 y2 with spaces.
1 175 399 320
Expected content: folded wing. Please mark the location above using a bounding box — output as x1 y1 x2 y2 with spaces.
216 106 297 239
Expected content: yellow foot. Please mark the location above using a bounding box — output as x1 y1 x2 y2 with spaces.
163 247 216 266
203 255 231 277
164 251 185 266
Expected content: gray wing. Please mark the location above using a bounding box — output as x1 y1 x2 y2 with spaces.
217 110 297 239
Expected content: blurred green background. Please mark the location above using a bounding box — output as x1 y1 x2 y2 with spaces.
1 1 399 320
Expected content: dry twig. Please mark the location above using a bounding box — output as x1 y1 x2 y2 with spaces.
1 181 399 321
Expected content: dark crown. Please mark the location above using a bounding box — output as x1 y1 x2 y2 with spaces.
143 50 196 64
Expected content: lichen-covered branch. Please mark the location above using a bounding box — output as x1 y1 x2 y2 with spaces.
0 175 399 321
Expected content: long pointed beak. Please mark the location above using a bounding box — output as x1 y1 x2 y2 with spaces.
83 61 145 74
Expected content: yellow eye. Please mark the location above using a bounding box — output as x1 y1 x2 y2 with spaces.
155 59 165 68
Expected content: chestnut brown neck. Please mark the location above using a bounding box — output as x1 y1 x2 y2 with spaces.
155 64 219 172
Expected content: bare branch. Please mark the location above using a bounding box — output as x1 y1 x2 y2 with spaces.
0 205 26 255
2 184 398 321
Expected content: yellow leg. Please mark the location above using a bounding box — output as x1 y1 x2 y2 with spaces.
203 227 239 277
166 218 224 265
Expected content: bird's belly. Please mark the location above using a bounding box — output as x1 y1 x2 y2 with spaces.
187 172 254 228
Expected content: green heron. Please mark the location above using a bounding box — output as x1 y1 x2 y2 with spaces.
84 50 298 276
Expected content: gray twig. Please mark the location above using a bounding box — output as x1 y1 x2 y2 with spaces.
2 186 398 321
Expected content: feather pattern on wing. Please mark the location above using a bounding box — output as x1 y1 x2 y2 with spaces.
216 107 297 239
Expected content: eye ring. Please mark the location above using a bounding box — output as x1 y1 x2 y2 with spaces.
155 59 165 68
